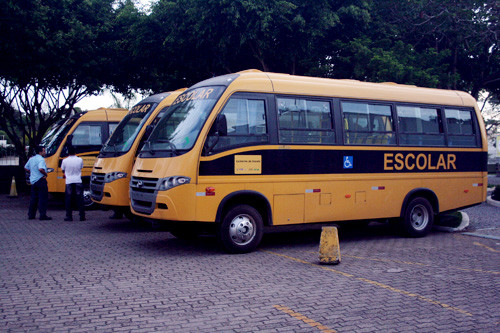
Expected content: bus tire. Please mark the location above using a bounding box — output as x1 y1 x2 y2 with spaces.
217 204 263 254
402 197 434 237
83 187 95 209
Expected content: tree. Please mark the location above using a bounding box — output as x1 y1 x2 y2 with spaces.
0 0 133 164
136 0 342 92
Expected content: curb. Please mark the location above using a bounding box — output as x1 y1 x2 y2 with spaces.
486 196 500 208
433 211 469 232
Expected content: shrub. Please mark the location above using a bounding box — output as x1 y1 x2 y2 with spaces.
491 186 500 201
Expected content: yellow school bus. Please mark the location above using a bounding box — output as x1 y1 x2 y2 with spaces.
90 89 186 217
44 108 127 206
129 70 487 253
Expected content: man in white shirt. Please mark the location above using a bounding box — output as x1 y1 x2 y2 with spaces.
61 146 85 221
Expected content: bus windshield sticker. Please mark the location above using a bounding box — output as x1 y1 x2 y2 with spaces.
128 103 153 115
234 155 262 174
172 88 215 106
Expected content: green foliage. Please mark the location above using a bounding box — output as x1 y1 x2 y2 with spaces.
0 0 120 162
0 0 498 161
0 0 117 90
492 186 500 201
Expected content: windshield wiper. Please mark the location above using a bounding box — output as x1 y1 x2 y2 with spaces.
104 143 118 155
144 141 155 155
155 139 178 156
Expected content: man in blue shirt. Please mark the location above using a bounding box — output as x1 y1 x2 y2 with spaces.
24 146 52 220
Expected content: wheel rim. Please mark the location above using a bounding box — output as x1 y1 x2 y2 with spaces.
228 214 256 246
83 189 93 207
410 204 429 231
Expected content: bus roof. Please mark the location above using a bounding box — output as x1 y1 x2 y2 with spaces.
136 88 188 105
195 70 477 108
71 107 128 121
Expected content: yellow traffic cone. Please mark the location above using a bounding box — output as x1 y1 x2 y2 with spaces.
8 176 18 198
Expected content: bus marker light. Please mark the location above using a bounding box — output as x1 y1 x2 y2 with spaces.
464 189 469 193
305 189 321 193
473 183 483 187
345 194 351 198
206 187 216 196
372 186 385 190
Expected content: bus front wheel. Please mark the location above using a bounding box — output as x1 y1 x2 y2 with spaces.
83 187 95 209
217 205 263 254
402 197 434 237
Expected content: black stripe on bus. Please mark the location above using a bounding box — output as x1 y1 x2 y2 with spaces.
199 150 487 176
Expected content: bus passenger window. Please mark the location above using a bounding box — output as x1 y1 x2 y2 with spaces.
445 109 477 147
108 123 119 137
206 97 268 152
278 97 334 144
397 106 445 146
69 123 103 155
342 102 395 145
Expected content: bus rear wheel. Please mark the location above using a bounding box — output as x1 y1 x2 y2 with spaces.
402 197 434 237
217 205 263 254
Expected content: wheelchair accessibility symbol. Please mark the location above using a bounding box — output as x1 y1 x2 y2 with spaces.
343 156 353 169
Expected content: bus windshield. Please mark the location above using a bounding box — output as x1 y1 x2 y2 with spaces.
102 102 156 154
143 86 224 154
45 117 77 157
41 119 66 147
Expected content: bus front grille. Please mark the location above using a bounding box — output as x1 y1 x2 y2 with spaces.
130 176 160 215
90 172 106 201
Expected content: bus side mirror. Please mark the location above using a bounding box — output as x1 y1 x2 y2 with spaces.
215 114 227 136
62 145 68 157
144 124 154 139
204 114 227 155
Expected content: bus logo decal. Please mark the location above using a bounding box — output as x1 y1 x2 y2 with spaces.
343 156 353 169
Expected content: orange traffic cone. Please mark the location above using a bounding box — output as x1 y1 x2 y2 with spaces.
8 176 18 198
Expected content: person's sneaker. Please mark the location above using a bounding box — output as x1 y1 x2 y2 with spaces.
64 217 73 221
80 217 86 221
39 216 52 221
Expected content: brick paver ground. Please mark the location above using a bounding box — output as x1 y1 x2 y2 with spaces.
1 194 499 332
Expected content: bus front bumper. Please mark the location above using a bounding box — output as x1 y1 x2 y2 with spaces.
130 177 195 221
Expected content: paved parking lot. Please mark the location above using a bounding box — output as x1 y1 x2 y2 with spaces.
1 194 499 332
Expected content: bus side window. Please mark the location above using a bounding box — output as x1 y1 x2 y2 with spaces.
445 109 478 147
71 123 103 154
108 123 119 137
397 106 445 146
278 97 334 145
342 102 395 145
205 97 268 153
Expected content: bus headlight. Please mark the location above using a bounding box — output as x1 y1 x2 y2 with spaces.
158 176 191 191
47 168 54 173
104 172 127 183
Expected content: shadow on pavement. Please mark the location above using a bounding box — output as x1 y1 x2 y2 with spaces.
94 218 162 233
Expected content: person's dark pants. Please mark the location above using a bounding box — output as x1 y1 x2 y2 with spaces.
65 183 85 219
28 178 48 218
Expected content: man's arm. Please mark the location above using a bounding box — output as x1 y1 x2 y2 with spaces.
61 160 66 179
38 160 48 177
38 168 48 177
